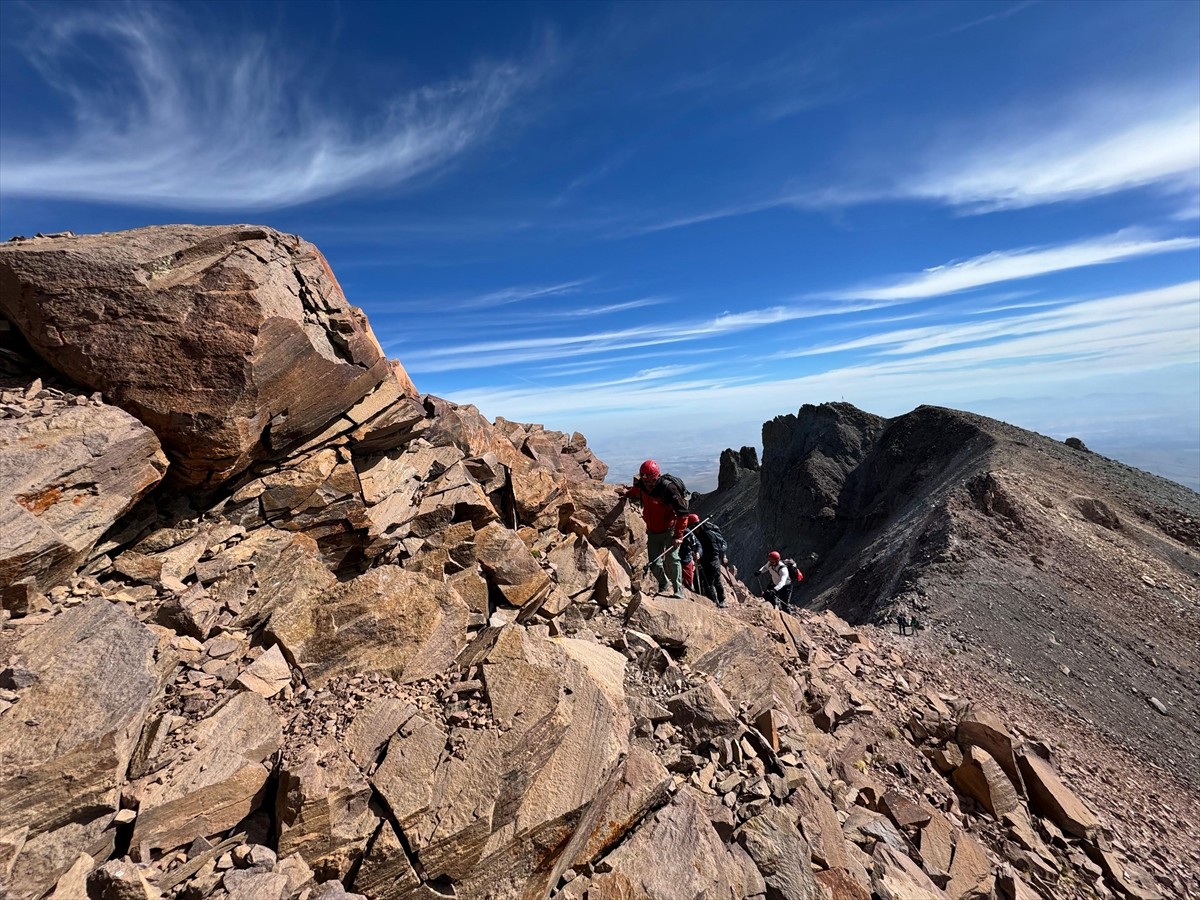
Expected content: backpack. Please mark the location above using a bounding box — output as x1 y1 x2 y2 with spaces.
700 521 727 557
785 558 803 583
658 472 688 506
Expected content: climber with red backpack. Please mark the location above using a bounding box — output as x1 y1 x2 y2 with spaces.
757 550 803 610
626 459 689 597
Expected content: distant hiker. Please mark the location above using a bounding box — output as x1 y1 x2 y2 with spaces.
897 612 910 635
680 513 703 590
694 516 729 608
757 551 792 609
626 459 689 597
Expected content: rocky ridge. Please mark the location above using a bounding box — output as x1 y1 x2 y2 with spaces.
1 228 1193 900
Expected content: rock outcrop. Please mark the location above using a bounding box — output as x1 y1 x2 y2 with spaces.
0 226 402 488
2 226 1193 900
696 401 1200 787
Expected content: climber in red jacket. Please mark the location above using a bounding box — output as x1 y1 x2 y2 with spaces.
625 459 689 597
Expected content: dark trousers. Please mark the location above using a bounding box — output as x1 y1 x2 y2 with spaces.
766 583 792 608
698 561 725 606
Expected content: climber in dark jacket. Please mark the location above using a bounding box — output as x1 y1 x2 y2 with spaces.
693 516 729 608
625 459 688 596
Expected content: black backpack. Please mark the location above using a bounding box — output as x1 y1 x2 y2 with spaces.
700 521 727 557
658 472 688 506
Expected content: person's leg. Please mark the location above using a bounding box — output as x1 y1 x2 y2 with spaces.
647 531 670 592
704 562 725 607
683 559 695 589
663 544 683 595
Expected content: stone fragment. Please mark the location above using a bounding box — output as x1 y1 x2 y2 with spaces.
47 851 93 900
956 705 1021 789
945 830 994 900
131 692 281 853
871 845 945 900
226 871 289 900
342 697 417 769
86 857 162 900
394 630 629 894
277 738 379 879
916 809 955 879
0 225 392 487
881 789 932 830
588 789 752 899
371 714 447 827
234 645 292 698
952 746 1023 820
474 521 551 607
268 566 469 688
1015 751 1100 840
563 747 672 870
0 601 158 843
667 679 741 744
352 822 421 899
736 806 824 900
0 396 166 590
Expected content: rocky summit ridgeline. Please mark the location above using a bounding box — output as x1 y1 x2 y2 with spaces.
696 403 1200 790
0 226 1193 900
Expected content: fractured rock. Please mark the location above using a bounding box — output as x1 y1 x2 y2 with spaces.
234 644 292 698
0 396 166 590
268 565 469 688
131 692 281 853
277 739 379 879
0 600 159 838
1015 750 1101 841
0 225 392 488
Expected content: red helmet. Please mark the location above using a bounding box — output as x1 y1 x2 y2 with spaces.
639 459 660 479
687 513 700 525
768 551 781 562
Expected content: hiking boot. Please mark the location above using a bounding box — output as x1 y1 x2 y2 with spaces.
656 583 669 595
672 586 683 598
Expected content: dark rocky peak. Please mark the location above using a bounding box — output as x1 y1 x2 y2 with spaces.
716 445 758 491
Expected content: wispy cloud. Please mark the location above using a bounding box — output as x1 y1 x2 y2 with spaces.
393 299 882 372
826 231 1199 302
453 280 590 310
787 281 1200 358
447 282 1199 426
891 95 1200 213
0 4 546 209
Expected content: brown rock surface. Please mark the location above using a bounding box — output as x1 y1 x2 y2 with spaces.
130 692 281 853
0 225 391 487
0 600 159 844
0 388 166 590
276 739 378 878
268 565 469 688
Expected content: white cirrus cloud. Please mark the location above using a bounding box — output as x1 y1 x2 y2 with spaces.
0 4 546 210
899 97 1200 212
825 231 1199 302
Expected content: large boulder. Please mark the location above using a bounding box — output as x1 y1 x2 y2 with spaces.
0 384 166 591
267 565 470 689
0 601 160 898
0 226 394 488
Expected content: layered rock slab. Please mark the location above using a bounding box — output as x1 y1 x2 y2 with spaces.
268 565 470 688
1 392 167 591
0 600 160 897
381 627 631 898
130 692 281 853
0 226 393 488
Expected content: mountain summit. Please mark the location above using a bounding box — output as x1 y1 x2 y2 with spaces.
1 228 1195 900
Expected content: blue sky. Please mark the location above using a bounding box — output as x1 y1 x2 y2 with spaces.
1 0 1198 491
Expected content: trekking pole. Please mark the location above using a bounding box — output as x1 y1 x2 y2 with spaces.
646 515 714 568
